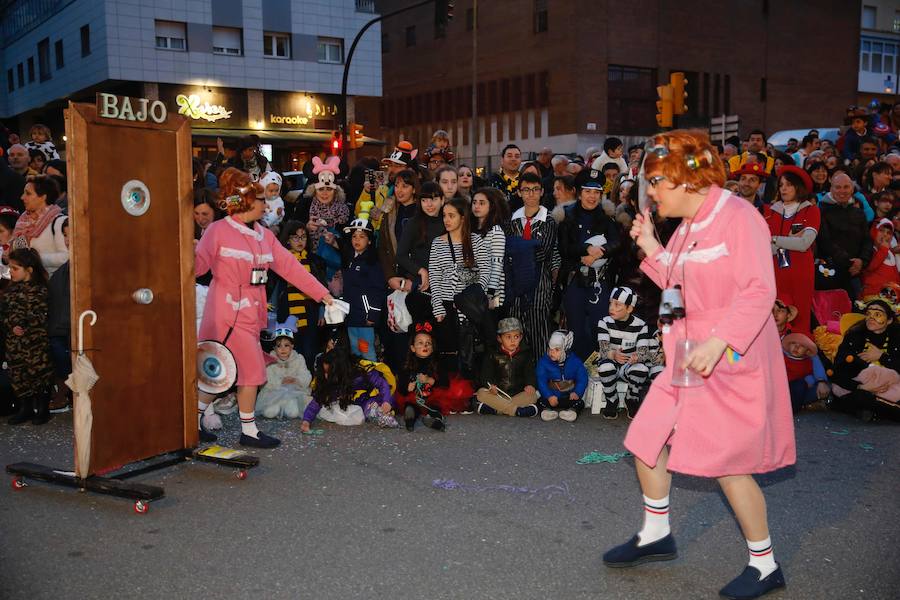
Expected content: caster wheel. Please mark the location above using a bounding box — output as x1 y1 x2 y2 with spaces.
134 500 149 514
11 477 26 490
236 470 248 481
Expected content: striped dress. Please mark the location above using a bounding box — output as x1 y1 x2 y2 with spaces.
428 234 491 321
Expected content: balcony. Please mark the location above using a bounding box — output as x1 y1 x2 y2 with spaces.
355 0 376 13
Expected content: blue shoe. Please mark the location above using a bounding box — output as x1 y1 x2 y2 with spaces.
199 427 217 444
515 404 538 418
239 431 280 449
603 534 677 568
719 564 785 600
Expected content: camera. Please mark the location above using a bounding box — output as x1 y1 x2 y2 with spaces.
659 285 686 325
250 267 268 286
776 247 791 269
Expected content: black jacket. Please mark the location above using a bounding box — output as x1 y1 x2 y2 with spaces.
479 345 536 395
557 202 622 286
817 202 874 279
832 321 900 389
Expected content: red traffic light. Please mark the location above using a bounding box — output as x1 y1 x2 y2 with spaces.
331 131 342 155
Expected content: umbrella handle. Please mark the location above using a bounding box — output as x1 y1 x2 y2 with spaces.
77 310 98 355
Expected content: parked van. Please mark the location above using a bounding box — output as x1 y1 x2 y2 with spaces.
767 128 840 152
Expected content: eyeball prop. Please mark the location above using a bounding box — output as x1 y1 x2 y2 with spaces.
197 340 238 394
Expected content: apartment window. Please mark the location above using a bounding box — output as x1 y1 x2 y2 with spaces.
80 25 90 57
264 32 290 58
55 39 64 69
894 11 900 33
213 27 242 55
38 38 51 81
17 63 24 87
862 5 877 29
317 37 343 63
381 33 390 53
607 65 658 135
155 20 187 51
534 0 548 33
7 69 13 93
27 57 35 83
860 40 897 74
405 25 416 47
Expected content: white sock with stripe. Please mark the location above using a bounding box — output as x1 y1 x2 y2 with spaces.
240 411 260 438
747 536 777 578
637 494 670 546
198 401 209 429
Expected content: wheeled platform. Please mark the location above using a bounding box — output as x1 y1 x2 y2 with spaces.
7 445 259 514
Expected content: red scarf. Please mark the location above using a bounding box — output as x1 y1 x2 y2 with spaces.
11 204 62 248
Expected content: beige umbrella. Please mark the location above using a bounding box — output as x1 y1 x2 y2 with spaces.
67 310 98 480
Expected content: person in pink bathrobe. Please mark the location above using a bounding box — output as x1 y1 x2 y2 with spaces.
196 167 332 449
602 131 795 600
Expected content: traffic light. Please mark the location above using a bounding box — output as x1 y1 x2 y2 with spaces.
349 123 364 149
670 72 688 115
435 0 454 27
331 130 342 155
656 84 673 129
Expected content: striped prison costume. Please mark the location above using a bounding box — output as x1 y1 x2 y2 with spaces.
596 313 652 399
505 206 561 361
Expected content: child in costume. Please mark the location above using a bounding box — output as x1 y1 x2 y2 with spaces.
781 332 830 413
596 286 652 419
394 322 472 431
474 317 540 417
536 330 588 422
301 346 398 431
341 218 384 360
24 124 60 161
255 327 313 419
2 248 54 425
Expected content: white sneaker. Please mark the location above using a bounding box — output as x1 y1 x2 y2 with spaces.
541 409 559 421
559 409 578 422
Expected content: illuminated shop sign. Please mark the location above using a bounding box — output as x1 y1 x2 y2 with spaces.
265 92 341 130
175 94 232 122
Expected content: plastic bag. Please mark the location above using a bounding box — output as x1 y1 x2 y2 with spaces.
387 289 413 333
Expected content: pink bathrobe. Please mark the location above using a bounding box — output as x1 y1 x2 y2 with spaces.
196 217 329 386
624 186 796 477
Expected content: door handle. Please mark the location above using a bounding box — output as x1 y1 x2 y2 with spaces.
132 288 154 304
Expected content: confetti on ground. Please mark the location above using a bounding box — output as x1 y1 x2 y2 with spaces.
859 443 875 451
829 429 850 436
576 451 633 464
302 429 324 436
432 479 574 502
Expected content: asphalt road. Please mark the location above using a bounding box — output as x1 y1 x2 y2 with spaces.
1 408 898 600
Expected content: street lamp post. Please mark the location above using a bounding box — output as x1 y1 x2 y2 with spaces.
340 0 440 160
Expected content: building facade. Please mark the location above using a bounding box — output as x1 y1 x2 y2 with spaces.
1 0 384 169
377 0 860 166
857 1 900 103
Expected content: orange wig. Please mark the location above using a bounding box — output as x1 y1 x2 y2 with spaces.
643 129 726 190
217 167 263 215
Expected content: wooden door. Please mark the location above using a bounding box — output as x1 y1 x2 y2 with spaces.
65 102 197 475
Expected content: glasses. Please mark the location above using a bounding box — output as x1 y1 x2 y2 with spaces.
520 186 543 194
289 234 307 242
647 175 668 188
